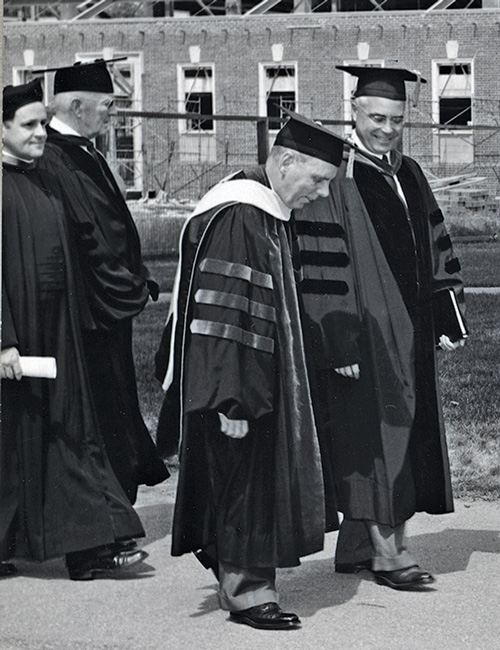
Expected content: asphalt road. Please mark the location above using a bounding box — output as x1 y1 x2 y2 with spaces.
1 479 499 650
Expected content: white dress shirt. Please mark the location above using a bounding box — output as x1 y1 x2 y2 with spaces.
351 131 408 208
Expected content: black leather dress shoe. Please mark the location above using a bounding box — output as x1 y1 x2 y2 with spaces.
68 549 149 581
335 559 372 574
373 565 436 590
0 562 17 578
230 602 301 630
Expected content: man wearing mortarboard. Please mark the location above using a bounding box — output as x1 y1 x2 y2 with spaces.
42 60 169 504
1 79 149 580
154 111 345 629
296 67 467 590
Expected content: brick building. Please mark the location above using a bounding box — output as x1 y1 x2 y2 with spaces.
3 6 500 205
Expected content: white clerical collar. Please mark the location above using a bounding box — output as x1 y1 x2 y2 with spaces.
2 150 34 165
49 116 84 138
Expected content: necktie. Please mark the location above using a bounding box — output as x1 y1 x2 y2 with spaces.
382 154 398 194
383 154 410 212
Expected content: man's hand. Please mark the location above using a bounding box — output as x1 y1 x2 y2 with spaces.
218 413 249 439
0 347 23 381
438 334 466 351
334 364 360 380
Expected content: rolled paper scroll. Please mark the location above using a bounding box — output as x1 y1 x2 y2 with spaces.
19 356 57 379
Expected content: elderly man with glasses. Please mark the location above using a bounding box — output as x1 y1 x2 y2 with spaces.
296 66 467 591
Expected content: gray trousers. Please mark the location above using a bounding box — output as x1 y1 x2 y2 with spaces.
335 519 417 572
218 561 278 612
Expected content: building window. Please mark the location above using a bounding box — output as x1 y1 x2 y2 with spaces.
12 68 50 89
177 65 216 163
110 62 142 188
180 66 214 132
259 64 297 132
433 61 474 163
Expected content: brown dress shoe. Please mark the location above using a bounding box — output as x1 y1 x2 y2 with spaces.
374 565 436 590
230 602 301 630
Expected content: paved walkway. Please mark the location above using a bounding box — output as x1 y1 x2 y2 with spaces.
1 486 499 650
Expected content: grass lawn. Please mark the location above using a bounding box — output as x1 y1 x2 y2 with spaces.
134 293 500 501
133 301 169 436
144 258 179 294
454 241 500 287
439 294 500 500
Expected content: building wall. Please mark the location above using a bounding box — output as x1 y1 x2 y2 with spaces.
4 9 500 204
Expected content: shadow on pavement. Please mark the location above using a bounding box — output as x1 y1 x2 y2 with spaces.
137 502 174 546
279 560 363 617
408 528 500 574
191 584 221 618
271 527 500 618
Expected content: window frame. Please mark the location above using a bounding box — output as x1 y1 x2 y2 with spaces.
258 61 298 133
177 63 216 135
432 58 475 163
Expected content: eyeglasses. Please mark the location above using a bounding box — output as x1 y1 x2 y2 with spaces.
353 101 405 127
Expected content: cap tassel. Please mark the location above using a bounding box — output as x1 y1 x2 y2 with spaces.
412 70 422 108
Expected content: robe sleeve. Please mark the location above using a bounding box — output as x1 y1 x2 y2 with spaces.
295 183 362 370
69 211 150 328
410 161 467 339
183 205 277 421
40 147 150 329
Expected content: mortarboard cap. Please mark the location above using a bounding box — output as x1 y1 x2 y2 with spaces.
274 108 346 167
336 65 427 101
54 60 114 95
3 78 44 121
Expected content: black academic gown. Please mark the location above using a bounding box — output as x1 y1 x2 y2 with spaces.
297 151 464 528
155 167 327 569
1 160 144 562
43 131 168 503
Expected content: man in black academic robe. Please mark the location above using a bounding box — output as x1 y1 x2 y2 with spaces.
296 67 466 591
44 61 168 503
1 80 148 581
155 113 345 629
